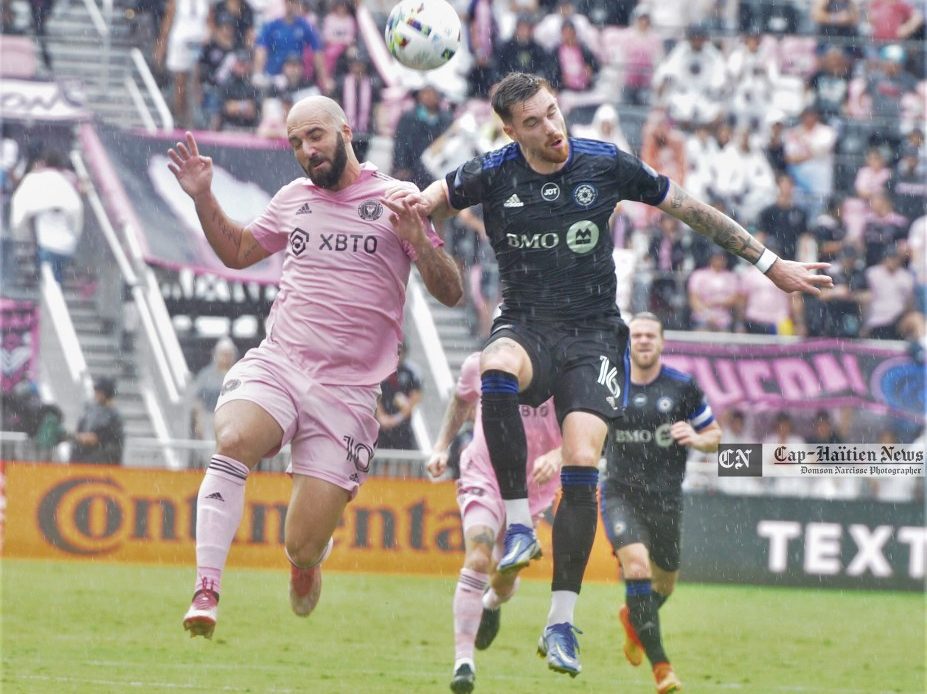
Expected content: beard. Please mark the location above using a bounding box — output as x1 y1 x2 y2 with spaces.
304 133 348 189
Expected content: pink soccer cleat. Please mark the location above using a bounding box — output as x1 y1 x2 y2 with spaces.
183 582 219 639
289 538 333 617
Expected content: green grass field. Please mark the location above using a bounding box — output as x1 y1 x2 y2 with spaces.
1 559 924 693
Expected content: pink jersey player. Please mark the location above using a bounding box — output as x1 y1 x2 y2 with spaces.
169 96 462 639
427 351 562 685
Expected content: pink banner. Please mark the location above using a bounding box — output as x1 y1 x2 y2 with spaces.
663 338 924 422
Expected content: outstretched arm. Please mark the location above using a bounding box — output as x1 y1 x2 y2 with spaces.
658 180 833 295
426 393 475 478
167 132 271 269
383 195 463 306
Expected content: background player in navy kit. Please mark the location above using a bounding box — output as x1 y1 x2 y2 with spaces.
387 72 831 678
601 312 722 694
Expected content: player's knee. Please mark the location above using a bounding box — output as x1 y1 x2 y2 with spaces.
214 425 249 459
563 445 600 469
285 536 329 568
621 557 652 580
463 550 492 574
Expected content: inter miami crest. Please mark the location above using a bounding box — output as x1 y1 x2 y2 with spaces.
358 199 384 221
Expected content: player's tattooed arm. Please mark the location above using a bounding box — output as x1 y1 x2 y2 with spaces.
415 242 464 307
658 180 765 264
235 230 272 269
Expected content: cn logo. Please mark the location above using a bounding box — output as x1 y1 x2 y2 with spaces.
718 445 763 477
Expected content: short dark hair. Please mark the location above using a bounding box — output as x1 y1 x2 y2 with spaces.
490 72 552 123
629 312 664 336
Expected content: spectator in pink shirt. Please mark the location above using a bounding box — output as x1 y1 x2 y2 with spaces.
687 249 739 331
619 5 664 106
551 19 599 92
861 191 909 267
864 244 917 339
166 96 462 639
321 0 356 78
738 263 804 335
867 0 923 41
854 147 893 201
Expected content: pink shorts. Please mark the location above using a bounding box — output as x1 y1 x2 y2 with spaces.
456 449 557 534
216 343 380 498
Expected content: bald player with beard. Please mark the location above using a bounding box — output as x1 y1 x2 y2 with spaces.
167 96 462 638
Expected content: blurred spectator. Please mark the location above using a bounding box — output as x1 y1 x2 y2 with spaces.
466 0 499 97
726 26 779 132
756 173 807 260
551 19 599 92
764 111 789 173
809 194 848 263
866 0 923 42
218 50 262 130
784 106 837 218
2 1 24 33
640 108 686 185
618 5 664 106
376 342 423 451
198 16 238 129
190 336 238 444
321 0 356 78
392 85 453 190
908 215 926 313
155 0 210 129
253 0 329 93
738 264 802 335
854 147 893 202
808 245 868 337
806 46 852 123
687 249 739 331
807 409 844 444
871 428 922 501
573 103 631 153
469 235 500 338
209 0 255 49
861 191 908 267
496 14 555 84
648 216 694 321
534 0 597 52
653 23 726 128
713 128 777 226
335 49 381 162
28 0 54 68
743 0 801 35
891 132 927 221
70 377 124 465
765 411 809 497
862 44 919 146
272 51 318 101
10 149 83 284
811 0 860 46
864 245 915 339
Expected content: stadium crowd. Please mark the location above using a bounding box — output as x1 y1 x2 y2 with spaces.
1 0 924 498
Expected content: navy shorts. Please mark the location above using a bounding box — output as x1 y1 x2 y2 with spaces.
485 314 630 424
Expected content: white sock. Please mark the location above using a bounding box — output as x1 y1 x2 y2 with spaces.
454 657 475 673
547 590 578 626
503 498 532 528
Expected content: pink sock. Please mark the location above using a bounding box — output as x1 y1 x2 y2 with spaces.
453 568 489 662
194 454 249 594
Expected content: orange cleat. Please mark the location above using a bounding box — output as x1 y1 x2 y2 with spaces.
618 604 644 667
653 662 682 694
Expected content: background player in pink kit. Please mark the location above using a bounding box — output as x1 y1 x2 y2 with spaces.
428 352 562 693
166 95 462 638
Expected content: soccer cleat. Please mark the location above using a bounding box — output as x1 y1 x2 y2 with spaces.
497 523 542 574
653 662 682 693
289 538 333 617
183 583 219 639
449 663 475 693
619 604 645 667
475 606 501 650
536 622 583 677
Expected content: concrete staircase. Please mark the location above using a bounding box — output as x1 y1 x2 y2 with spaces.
425 295 481 377
44 0 163 130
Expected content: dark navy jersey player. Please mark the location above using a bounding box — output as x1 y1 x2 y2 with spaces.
385 72 830 684
601 312 721 694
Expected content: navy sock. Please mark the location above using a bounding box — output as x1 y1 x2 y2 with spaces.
480 370 526 500
626 579 668 666
551 467 598 593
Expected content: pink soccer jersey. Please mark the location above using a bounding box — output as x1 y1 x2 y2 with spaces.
456 352 562 508
247 163 442 386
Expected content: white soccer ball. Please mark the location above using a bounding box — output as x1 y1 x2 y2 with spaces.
384 0 461 71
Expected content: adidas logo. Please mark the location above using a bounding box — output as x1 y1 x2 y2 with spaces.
296 203 312 215
503 194 524 208
205 492 225 502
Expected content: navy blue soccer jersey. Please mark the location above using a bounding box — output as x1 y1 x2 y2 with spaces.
444 138 669 322
605 366 715 493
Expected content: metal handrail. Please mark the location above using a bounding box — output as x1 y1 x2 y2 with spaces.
40 263 90 387
130 48 174 132
124 76 157 133
408 273 455 400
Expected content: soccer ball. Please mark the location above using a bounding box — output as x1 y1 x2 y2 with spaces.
385 0 461 71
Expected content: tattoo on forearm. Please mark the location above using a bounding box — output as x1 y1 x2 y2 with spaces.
668 185 764 263
417 246 462 306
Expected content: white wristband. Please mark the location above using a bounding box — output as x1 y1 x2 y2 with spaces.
754 248 779 274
